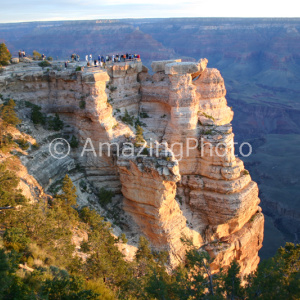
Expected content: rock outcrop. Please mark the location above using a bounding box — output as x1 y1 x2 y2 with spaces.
0 58 264 274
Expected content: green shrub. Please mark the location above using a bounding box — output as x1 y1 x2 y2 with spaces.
38 60 51 68
79 180 87 192
31 105 46 125
32 142 40 150
70 135 79 148
32 50 42 60
109 86 117 92
46 56 53 61
243 170 250 175
79 100 86 109
176 195 183 205
3 228 30 252
135 118 146 127
119 233 128 244
201 112 215 121
97 187 114 207
141 147 148 155
75 66 82 72
204 129 213 135
140 112 149 118
121 109 134 126
135 125 145 145
0 133 14 151
15 138 30 150
48 114 64 131
112 123 119 130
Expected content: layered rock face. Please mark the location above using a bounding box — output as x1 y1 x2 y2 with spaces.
0 62 141 191
0 58 264 274
135 59 264 274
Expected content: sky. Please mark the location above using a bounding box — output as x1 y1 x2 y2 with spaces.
0 0 299 23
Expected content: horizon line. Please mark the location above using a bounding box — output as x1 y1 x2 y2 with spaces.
1 16 300 25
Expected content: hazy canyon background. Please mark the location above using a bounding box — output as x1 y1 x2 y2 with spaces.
1 17 300 259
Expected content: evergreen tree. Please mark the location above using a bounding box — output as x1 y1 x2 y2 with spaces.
222 260 244 299
0 99 20 127
0 99 21 148
0 43 12 66
48 113 64 131
0 249 12 297
56 175 78 212
0 163 27 207
136 236 153 262
245 242 300 299
31 105 46 125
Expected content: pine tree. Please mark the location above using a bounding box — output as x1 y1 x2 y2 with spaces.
222 260 244 299
0 163 27 207
0 43 11 66
55 175 78 219
245 242 300 299
0 99 20 147
60 174 77 207
135 236 153 262
0 99 20 128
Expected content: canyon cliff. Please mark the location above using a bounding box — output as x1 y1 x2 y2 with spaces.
0 58 264 274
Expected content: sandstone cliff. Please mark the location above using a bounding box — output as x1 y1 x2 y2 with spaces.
0 58 264 274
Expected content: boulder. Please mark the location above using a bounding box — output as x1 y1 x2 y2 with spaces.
20 57 33 63
165 58 208 76
151 59 181 73
11 58 19 64
165 62 199 75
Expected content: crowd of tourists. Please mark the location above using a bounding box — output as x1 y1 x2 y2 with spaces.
16 50 140 69
85 53 141 67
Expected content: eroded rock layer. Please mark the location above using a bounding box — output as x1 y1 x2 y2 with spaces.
0 58 264 274
135 59 264 274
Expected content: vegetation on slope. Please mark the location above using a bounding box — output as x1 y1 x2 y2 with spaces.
0 97 299 299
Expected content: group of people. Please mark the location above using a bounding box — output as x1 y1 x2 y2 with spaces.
18 50 26 58
85 53 141 67
71 54 80 62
